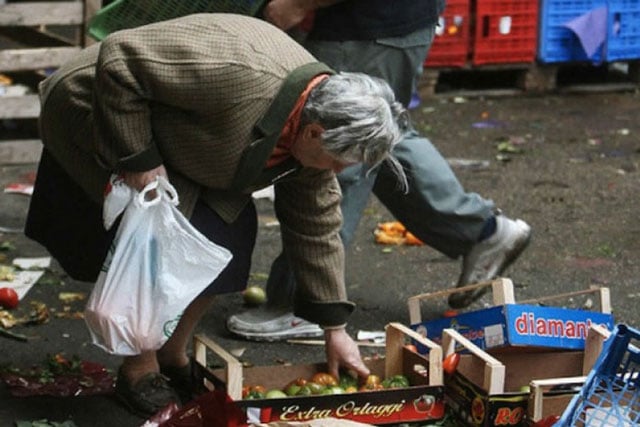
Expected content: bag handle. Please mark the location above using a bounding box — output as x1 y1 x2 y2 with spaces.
157 175 179 206
135 176 180 207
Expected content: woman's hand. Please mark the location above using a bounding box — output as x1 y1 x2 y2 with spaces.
263 0 342 31
121 165 168 191
324 327 370 380
263 0 310 31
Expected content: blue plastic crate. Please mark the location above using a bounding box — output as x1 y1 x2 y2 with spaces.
606 0 640 60
538 0 607 63
555 324 640 426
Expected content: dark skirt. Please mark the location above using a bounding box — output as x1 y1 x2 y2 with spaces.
25 149 256 294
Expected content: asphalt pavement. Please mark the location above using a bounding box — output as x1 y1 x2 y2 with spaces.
1 87 639 427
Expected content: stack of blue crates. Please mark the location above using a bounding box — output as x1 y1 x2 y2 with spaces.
539 0 640 63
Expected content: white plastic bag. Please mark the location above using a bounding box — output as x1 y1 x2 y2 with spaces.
84 176 232 355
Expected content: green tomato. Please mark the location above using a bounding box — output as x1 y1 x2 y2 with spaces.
285 384 301 396
246 390 266 399
328 386 345 394
306 381 326 395
382 375 410 389
243 286 266 306
265 389 288 399
296 385 313 396
339 374 358 389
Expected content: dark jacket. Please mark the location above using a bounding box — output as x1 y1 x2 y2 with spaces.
308 0 446 41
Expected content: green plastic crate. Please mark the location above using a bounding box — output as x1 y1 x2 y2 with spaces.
88 0 266 40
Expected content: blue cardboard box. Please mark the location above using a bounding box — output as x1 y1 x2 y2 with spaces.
412 303 614 351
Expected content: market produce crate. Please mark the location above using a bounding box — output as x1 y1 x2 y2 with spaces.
606 0 640 61
538 0 607 63
424 0 471 67
192 322 445 426
88 0 267 40
0 0 101 121
408 278 614 352
556 323 640 426
472 0 539 65
441 327 608 427
527 324 611 424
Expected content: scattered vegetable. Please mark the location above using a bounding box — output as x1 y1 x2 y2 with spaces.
442 353 460 375
242 286 266 306
374 221 424 246
0 287 19 309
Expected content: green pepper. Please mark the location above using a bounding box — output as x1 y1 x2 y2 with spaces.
382 374 410 389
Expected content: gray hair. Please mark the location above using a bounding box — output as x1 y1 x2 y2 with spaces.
302 72 409 192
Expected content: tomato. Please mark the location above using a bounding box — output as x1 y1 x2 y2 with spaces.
242 385 251 398
364 374 381 387
339 374 358 389
382 374 410 389
265 389 287 399
243 385 266 399
306 381 326 395
311 372 338 386
404 344 418 353
442 309 459 318
442 352 460 375
359 374 384 391
242 286 266 306
296 385 313 396
359 383 384 391
0 287 19 309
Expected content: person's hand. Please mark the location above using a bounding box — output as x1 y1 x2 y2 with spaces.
121 165 168 191
324 327 370 380
263 0 311 31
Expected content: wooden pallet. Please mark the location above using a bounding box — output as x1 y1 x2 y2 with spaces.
0 0 102 164
0 0 102 120
419 60 640 98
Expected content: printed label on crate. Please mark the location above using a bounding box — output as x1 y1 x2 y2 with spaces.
412 304 614 351
445 373 528 426
238 386 445 425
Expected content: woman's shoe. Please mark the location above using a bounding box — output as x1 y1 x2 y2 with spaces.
114 370 181 418
160 359 196 404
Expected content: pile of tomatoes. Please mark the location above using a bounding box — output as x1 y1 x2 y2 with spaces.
242 372 412 399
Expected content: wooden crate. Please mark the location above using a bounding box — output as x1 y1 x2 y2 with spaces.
0 0 101 163
441 325 609 426
192 323 447 425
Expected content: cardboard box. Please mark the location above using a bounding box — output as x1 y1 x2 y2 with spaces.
440 326 609 427
527 324 612 424
408 279 614 351
192 323 446 426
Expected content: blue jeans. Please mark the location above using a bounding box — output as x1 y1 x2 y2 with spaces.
266 27 495 307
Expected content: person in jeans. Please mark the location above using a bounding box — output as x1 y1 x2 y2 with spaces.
26 13 410 417
227 0 532 341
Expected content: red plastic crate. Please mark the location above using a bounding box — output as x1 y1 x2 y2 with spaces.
472 0 539 65
425 0 471 67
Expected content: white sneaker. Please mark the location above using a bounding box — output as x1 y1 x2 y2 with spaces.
227 308 323 342
448 215 531 309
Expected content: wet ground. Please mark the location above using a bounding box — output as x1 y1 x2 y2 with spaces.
0 84 639 426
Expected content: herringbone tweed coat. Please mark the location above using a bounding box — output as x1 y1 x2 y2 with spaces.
36 13 354 326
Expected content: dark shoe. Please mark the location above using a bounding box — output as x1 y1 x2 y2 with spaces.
115 371 181 418
449 215 532 309
160 359 196 404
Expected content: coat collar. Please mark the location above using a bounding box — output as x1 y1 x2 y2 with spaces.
230 62 334 192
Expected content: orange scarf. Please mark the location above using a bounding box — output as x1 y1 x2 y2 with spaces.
267 74 329 168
